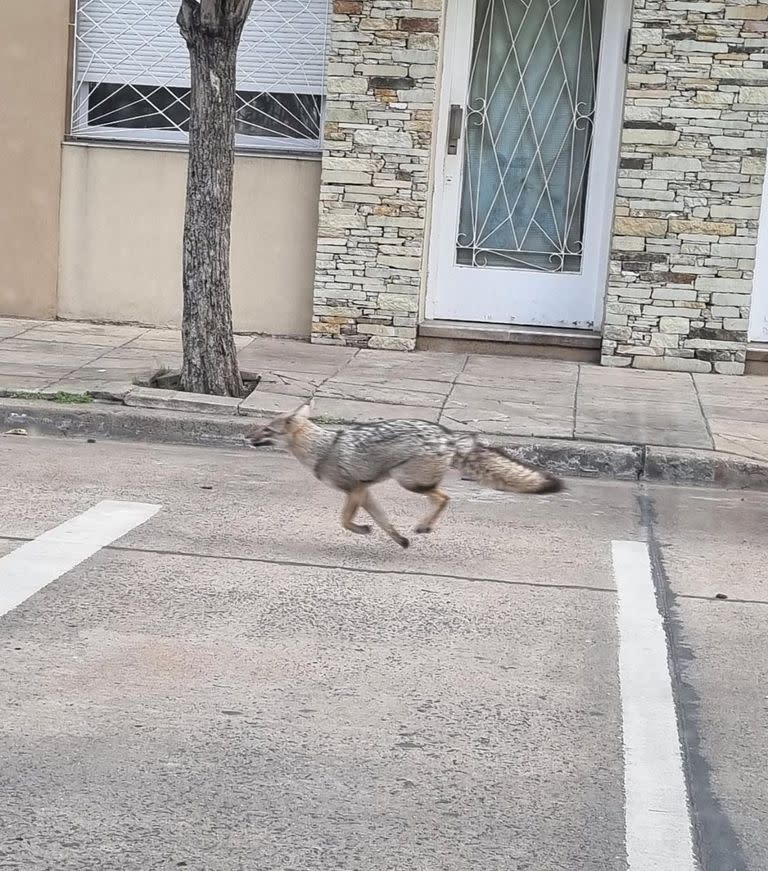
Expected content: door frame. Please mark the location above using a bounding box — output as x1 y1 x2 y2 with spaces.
749 165 768 342
425 0 632 329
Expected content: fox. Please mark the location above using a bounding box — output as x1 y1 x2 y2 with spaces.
247 402 562 549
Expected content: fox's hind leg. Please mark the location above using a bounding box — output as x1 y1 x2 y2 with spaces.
391 457 451 534
413 488 450 534
361 489 409 549
341 488 372 535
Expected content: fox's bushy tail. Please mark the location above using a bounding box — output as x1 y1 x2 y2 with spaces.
452 440 562 494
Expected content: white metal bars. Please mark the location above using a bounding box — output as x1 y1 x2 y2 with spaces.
457 0 604 273
71 0 330 152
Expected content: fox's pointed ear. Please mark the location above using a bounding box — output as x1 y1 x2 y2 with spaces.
293 401 313 420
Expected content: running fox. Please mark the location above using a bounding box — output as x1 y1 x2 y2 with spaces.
247 403 562 549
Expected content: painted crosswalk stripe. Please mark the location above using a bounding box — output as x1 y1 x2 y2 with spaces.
612 540 697 871
0 500 160 618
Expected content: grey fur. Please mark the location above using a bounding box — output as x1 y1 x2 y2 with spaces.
248 407 562 547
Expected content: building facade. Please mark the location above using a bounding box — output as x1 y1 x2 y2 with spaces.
1 0 767 374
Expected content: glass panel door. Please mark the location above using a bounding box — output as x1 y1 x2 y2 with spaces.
457 0 605 273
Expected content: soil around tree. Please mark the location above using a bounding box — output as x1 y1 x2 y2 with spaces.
140 368 261 399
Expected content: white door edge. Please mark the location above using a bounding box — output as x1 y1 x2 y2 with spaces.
748 165 768 342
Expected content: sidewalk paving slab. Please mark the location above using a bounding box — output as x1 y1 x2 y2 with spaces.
692 373 768 463
239 390 310 417
441 385 575 439
313 397 442 424
338 349 466 383
255 372 328 398
20 321 148 346
0 319 42 339
317 379 448 408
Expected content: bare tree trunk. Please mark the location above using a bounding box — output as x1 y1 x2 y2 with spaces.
177 0 253 397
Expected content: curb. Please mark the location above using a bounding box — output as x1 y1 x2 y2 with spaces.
2 398 767 492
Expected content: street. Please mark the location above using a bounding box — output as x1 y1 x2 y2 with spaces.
1 435 766 870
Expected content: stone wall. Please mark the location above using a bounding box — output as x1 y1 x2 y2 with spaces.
311 0 441 349
601 0 768 374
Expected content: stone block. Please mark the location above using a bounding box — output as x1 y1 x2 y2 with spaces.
617 345 663 357
652 157 702 172
695 277 753 294
742 156 766 175
353 128 413 148
608 302 643 316
323 157 381 173
603 325 632 342
725 5 768 19
712 293 753 306
738 86 768 105
669 219 736 236
322 170 373 185
333 0 362 12
376 293 419 312
377 254 422 270
622 129 681 145
714 362 746 375
711 243 756 258
711 204 761 220
650 333 680 349
391 49 437 64
367 336 416 351
614 217 668 237
633 356 712 373
355 64 409 76
327 76 368 94
612 236 646 251
398 16 439 33
659 317 690 334
723 318 750 331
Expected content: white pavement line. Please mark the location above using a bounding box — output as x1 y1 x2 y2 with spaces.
0 500 160 618
612 540 697 871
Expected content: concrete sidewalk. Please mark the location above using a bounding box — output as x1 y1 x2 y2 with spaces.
1 316 767 484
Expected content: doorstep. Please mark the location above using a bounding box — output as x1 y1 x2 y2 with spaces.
416 320 601 362
746 343 768 376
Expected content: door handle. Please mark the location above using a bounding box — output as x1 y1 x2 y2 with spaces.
447 104 463 155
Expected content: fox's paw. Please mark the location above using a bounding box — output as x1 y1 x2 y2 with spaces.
414 524 432 534
396 535 410 549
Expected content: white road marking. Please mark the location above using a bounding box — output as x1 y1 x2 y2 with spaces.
0 500 160 618
612 540 697 871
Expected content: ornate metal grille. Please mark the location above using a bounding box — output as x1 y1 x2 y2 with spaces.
457 0 605 272
71 0 329 152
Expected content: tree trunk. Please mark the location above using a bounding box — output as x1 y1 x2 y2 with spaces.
177 0 251 397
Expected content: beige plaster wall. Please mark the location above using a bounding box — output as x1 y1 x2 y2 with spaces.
0 0 70 318
58 144 321 336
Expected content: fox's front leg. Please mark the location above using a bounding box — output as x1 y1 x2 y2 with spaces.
341 488 372 535
361 490 409 549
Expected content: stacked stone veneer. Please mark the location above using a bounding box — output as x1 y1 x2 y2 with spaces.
602 0 768 374
311 0 440 350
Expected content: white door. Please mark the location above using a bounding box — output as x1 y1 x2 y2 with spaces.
426 0 631 329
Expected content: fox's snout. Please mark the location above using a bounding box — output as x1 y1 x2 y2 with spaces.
246 427 274 447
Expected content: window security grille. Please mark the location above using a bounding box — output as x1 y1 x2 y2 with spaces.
71 0 329 153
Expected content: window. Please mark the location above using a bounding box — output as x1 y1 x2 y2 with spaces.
71 0 329 153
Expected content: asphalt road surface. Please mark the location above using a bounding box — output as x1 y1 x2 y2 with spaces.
0 435 766 871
